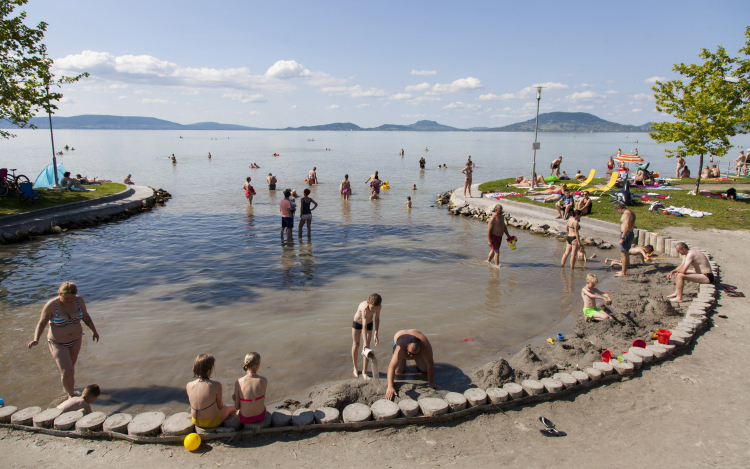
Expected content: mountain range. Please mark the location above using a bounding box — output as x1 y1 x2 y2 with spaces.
0 112 652 132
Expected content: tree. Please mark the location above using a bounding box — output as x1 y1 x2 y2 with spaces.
0 0 87 139
649 35 747 194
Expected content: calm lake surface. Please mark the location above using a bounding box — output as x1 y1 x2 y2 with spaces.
2 130 748 412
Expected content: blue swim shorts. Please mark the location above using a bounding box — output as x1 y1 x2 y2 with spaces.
282 217 294 229
620 231 634 251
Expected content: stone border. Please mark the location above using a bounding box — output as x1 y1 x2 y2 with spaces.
0 187 720 445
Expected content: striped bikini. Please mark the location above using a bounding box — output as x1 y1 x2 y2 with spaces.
49 298 83 348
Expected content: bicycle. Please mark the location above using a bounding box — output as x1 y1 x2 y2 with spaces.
4 168 30 192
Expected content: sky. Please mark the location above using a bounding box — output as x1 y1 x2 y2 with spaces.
18 0 750 128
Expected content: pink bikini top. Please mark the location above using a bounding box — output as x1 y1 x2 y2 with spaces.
239 373 264 402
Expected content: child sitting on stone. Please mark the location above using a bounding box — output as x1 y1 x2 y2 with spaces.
57 384 100 415
581 274 612 322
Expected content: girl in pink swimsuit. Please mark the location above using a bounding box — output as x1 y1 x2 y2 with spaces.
233 352 267 425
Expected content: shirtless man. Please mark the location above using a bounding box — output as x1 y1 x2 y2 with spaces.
734 151 745 176
667 242 714 303
340 174 351 200
308 167 318 185
710 164 720 178
267 173 277 190
352 294 382 380
486 204 511 266
614 202 635 277
550 156 563 177
386 330 440 400
365 171 379 185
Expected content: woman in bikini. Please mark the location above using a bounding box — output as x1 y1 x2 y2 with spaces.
560 210 582 269
28 282 100 398
233 352 267 426
461 161 473 198
243 176 255 204
340 174 351 200
187 354 236 429
298 188 318 237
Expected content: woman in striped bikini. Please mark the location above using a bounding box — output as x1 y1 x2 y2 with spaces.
28 282 100 398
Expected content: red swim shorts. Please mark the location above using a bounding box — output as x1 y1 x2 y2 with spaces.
490 234 502 251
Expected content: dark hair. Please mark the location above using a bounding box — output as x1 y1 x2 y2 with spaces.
644 245 654 253
82 384 100 398
675 242 688 251
283 188 291 197
304 188 310 196
76 174 82 178
613 202 625 210
193 354 215 379
345 174 348 179
408 337 422 353
368 293 382 306
573 209 582 218
268 173 272 176
246 177 251 182
374 171 378 177
63 172 71 177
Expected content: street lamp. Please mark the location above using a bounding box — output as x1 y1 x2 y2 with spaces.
531 86 543 189
45 82 61 188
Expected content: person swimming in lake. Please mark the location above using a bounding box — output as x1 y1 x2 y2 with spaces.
581 274 613 322
352 294 382 380
233 352 267 425
419 157 426 169
187 354 236 429
340 174 351 200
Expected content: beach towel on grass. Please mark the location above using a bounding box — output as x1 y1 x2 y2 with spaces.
485 192 522 199
664 206 713 217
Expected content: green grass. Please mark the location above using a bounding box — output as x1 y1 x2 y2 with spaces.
477 178 750 231
0 183 127 217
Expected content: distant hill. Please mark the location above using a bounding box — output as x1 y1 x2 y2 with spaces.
282 122 362 131
486 112 651 132
0 115 265 130
368 120 460 131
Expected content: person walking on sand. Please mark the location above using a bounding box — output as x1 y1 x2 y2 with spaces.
487 204 511 267
667 242 714 303
243 177 256 204
581 274 612 322
308 167 318 185
279 189 293 238
461 161 473 198
340 174 352 200
560 210 583 268
352 294 382 380
550 156 563 177
386 330 441 400
28 282 100 398
614 202 636 277
298 189 318 237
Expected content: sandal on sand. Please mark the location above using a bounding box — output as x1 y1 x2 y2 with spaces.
539 417 555 429
540 428 567 437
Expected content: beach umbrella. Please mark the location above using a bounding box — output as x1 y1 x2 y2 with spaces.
615 154 644 163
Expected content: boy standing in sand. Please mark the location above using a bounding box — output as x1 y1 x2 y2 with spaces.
581 274 612 322
57 384 100 415
352 294 382 380
487 204 511 266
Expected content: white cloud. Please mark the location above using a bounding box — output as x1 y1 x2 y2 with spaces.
490 114 508 118
118 95 127 99
356 103 371 109
644 76 666 83
405 82 431 92
605 90 620 95
479 93 515 101
291 105 297 109
320 85 387 98
631 108 642 112
443 101 481 110
410 70 437 75
222 92 268 103
390 93 412 100
425 77 483 95
402 114 426 118
564 91 606 101
264 60 310 79
133 89 149 94
249 111 261 115
328 104 339 109
575 84 594 88
480 82 568 101
605 79 615 84
140 98 169 104
502 107 511 111
632 93 653 101
406 96 442 105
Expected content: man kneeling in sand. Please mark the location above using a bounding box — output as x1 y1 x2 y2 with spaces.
581 274 612 322
352 294 382 380
667 242 713 303
386 330 441 400
57 384 100 415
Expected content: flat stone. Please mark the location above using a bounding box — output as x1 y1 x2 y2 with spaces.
161 412 194 436
553 373 578 388
675 325 695 334
215 426 235 433
646 344 668 359
540 378 563 393
33 408 63 428
687 311 708 320
628 347 656 363
222 413 241 430
103 413 132 433
244 410 274 430
444 392 468 412
54 411 84 431
292 408 315 426
397 399 420 417
342 403 372 423
612 360 635 376
370 400 400 420
503 383 524 399
464 388 488 406
418 398 449 417
521 380 544 396
671 330 692 339
622 353 643 369
128 411 165 437
571 370 590 384
76 411 107 433
195 425 217 434
585 368 603 381
593 362 613 375
271 409 292 428
486 387 509 404
684 317 705 325
667 336 686 346
0 406 18 424
11 406 42 426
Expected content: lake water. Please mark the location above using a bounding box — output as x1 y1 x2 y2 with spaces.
1 129 748 413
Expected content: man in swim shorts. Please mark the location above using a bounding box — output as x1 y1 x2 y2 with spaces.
550 156 563 177
279 189 293 238
487 204 511 266
581 274 612 322
614 202 636 277
267 173 276 190
352 294 382 380
386 330 441 400
667 242 714 303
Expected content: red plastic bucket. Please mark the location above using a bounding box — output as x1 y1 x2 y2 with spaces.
657 329 672 345
632 339 647 348
601 350 613 363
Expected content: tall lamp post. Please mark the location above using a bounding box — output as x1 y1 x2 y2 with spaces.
530 86 543 189
45 83 61 188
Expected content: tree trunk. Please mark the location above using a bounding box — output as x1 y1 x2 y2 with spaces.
695 153 704 194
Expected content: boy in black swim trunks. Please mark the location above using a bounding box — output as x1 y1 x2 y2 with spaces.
352 293 382 380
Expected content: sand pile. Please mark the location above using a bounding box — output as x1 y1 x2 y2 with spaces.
307 379 441 411
470 358 514 388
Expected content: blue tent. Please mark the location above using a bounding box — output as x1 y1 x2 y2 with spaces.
33 163 65 189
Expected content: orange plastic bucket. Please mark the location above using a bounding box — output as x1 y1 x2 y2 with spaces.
601 350 613 363
657 329 672 345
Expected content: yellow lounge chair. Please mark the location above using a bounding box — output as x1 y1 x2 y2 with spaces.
566 169 596 189
582 172 619 195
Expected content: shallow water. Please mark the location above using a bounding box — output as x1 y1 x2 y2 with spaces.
1 130 747 412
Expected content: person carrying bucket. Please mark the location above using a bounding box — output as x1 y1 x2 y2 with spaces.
487 204 513 267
